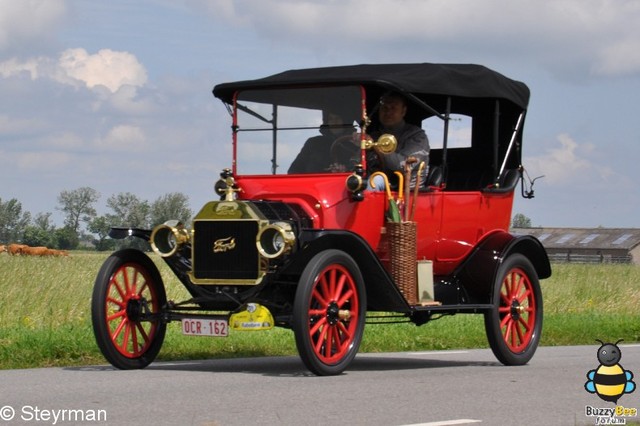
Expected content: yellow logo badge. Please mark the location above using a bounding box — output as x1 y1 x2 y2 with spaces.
213 237 236 253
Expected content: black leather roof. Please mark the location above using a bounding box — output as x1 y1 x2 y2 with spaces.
213 63 529 109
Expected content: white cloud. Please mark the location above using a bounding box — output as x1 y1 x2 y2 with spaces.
0 56 50 80
0 114 45 136
105 85 157 115
14 150 74 173
0 48 148 93
97 125 148 152
58 48 148 92
592 37 640 76
191 0 640 78
525 133 632 191
0 0 67 52
526 134 591 184
48 132 85 150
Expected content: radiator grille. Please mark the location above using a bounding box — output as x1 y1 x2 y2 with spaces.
192 220 260 282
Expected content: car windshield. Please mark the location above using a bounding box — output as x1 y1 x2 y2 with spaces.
234 86 363 175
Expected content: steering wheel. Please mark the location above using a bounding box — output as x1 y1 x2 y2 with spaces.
329 135 360 171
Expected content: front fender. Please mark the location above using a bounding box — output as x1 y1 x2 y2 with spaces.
281 230 410 312
109 227 151 241
454 231 551 303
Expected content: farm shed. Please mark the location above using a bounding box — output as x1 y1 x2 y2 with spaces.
511 228 640 264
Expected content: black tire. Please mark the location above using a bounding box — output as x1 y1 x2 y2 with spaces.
292 249 366 376
91 249 167 369
484 253 543 365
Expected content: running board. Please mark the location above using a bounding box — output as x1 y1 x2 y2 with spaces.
411 303 493 313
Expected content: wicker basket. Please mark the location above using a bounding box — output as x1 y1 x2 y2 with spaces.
387 221 418 305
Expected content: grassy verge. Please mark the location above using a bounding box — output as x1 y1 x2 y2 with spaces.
0 253 638 369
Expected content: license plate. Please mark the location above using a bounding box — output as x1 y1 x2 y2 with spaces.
181 318 229 337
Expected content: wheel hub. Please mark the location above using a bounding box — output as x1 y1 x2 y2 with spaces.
126 297 144 322
510 299 524 320
326 302 340 325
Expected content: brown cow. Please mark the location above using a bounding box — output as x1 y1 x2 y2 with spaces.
21 246 48 256
44 248 70 257
6 244 70 257
0 244 6 253
7 244 28 255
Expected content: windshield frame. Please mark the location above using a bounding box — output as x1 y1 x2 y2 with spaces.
230 85 367 176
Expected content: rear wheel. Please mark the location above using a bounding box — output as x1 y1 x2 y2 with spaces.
484 253 543 365
292 250 366 376
91 249 167 369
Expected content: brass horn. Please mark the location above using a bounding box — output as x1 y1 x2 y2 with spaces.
150 220 190 257
362 133 397 154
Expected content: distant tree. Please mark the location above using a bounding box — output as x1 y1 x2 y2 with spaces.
33 212 55 232
57 187 100 234
53 226 80 250
106 192 151 251
88 215 116 251
0 198 31 243
22 226 53 247
511 213 532 228
150 192 193 227
106 192 150 228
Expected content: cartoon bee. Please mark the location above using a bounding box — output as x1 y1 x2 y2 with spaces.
585 339 636 403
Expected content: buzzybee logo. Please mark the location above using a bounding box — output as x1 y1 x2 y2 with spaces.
583 340 638 424
585 340 636 403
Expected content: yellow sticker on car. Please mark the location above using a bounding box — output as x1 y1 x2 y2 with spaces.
229 303 274 331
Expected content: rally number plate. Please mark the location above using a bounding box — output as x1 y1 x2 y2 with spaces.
181 318 229 337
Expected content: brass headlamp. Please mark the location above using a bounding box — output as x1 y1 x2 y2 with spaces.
256 222 295 259
150 220 190 257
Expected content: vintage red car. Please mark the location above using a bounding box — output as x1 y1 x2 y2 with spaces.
92 63 551 375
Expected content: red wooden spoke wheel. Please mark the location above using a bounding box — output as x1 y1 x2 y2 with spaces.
92 249 167 369
293 250 366 376
499 267 536 352
485 254 543 365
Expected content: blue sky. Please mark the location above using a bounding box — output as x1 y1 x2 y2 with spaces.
1 0 639 228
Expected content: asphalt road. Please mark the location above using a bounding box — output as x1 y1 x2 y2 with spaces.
0 345 638 426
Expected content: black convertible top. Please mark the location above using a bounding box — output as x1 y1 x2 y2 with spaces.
213 63 529 110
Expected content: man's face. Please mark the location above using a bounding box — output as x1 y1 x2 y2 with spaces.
379 97 406 127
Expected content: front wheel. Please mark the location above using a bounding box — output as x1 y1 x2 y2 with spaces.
292 250 366 376
484 253 543 365
91 249 167 369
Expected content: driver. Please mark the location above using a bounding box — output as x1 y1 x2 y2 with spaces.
367 92 430 190
288 110 355 174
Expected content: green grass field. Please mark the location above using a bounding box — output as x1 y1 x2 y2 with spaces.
1 252 638 369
